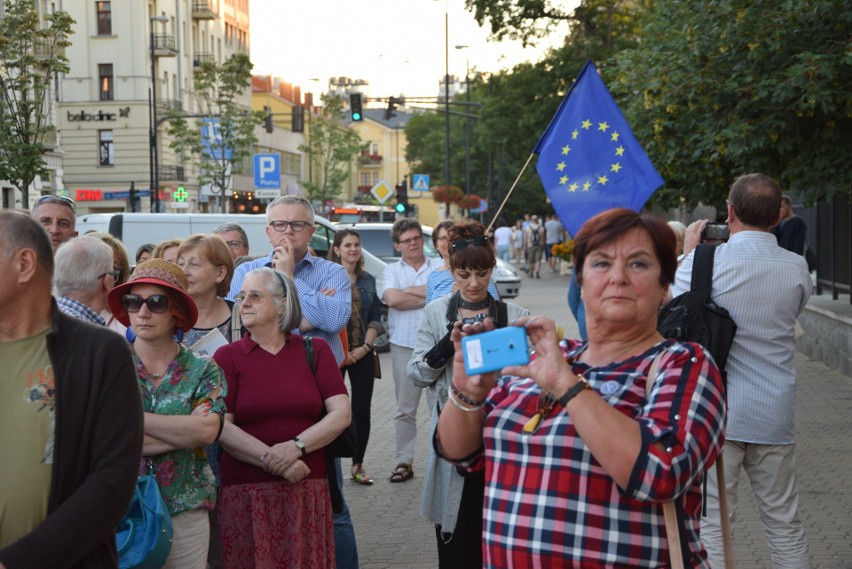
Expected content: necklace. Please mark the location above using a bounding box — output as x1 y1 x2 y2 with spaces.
138 343 179 381
521 331 659 435
457 296 490 310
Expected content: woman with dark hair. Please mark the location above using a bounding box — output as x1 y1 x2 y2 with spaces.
409 221 529 568
136 242 155 265
213 268 350 567
327 228 384 485
426 220 499 304
106 259 226 569
435 208 727 567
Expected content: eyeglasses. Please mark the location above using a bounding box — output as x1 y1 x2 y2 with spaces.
101 269 121 281
121 294 170 313
35 194 76 212
225 240 245 250
451 236 489 253
396 235 423 246
268 220 311 232
234 290 277 304
435 236 449 242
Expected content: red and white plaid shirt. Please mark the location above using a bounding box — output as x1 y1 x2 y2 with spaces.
436 339 726 568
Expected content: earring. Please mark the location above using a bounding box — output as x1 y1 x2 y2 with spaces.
175 328 184 343
125 327 136 343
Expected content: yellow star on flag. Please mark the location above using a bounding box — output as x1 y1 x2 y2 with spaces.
569 183 579 192
561 145 571 155
597 175 609 185
559 175 569 185
582 181 591 192
615 146 625 156
611 132 620 142
598 121 609 132
556 162 566 172
581 119 592 130
611 162 622 173
571 130 579 140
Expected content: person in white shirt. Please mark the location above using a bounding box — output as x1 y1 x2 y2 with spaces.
673 173 812 569
544 214 566 272
379 219 443 483
492 221 512 262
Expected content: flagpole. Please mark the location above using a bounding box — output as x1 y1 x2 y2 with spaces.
485 152 536 233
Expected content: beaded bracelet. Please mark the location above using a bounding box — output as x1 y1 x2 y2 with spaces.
450 382 486 407
447 389 485 412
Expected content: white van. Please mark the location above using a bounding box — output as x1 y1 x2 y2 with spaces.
75 212 385 278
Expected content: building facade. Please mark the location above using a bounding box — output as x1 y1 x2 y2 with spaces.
57 0 250 215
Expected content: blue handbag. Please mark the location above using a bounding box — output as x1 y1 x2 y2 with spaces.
116 473 173 569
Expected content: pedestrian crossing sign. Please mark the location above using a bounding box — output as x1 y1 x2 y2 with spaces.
412 174 430 192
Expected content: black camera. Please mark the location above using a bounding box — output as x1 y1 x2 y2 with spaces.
461 313 487 326
423 330 455 369
701 222 730 243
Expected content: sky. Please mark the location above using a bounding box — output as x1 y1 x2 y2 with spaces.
249 0 570 103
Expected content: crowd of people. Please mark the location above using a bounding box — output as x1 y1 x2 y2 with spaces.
0 173 814 568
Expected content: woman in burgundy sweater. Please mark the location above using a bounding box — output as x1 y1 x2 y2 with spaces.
213 267 351 568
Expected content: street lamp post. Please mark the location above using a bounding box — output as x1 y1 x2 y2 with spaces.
149 15 168 213
437 1 450 189
455 45 471 196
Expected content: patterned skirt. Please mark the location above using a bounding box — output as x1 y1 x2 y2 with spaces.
219 479 335 569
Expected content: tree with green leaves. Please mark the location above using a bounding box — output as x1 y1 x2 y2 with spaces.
166 53 261 208
0 0 73 206
298 93 365 208
615 0 851 208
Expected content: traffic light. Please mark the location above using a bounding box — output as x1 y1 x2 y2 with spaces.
394 182 409 214
128 181 140 212
292 105 304 133
263 106 274 133
384 96 404 121
349 93 363 122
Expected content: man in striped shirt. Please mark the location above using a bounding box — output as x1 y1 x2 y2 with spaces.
674 173 812 569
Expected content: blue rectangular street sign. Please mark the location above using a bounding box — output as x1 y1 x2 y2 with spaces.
254 153 281 189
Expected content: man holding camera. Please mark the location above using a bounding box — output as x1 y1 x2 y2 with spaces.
674 173 812 569
379 219 443 483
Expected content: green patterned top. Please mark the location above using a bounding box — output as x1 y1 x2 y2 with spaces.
136 344 227 515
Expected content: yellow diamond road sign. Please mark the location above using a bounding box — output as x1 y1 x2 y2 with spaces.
370 180 394 204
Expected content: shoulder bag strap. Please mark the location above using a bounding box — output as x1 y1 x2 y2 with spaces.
303 337 316 377
230 300 243 342
646 349 735 569
691 244 717 302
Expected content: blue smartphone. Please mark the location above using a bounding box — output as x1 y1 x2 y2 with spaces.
461 326 529 376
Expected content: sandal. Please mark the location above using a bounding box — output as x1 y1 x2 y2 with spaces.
350 464 374 486
389 463 414 483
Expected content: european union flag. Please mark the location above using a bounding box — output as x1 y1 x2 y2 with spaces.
533 61 664 237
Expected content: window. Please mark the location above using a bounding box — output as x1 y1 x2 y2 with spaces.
370 142 379 154
99 130 114 166
96 2 111 35
98 64 113 100
283 152 300 176
360 173 371 187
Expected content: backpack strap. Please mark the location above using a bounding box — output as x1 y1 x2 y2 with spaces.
495 300 509 328
302 336 316 377
690 244 717 302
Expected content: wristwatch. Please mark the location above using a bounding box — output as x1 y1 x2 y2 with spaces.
362 343 373 353
557 378 591 407
292 437 306 457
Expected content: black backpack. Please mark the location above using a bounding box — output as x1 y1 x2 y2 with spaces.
658 244 737 386
530 225 542 246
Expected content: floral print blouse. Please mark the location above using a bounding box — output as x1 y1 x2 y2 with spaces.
136 344 227 515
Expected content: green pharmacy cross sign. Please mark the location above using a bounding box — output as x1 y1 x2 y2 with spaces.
174 186 188 202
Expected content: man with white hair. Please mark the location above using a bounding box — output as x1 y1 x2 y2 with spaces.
53 236 117 326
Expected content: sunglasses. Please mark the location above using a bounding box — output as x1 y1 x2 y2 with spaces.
35 194 76 212
121 294 170 313
451 236 489 253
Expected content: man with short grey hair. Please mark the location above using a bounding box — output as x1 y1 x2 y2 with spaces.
675 173 812 569
53 236 117 326
213 222 250 259
30 195 78 251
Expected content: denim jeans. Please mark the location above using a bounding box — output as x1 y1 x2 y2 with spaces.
333 458 360 569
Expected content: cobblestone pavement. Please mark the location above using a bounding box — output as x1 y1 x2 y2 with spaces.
343 270 852 568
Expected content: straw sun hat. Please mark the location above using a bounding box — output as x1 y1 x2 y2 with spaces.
107 258 198 330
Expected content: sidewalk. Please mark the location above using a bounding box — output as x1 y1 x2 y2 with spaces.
344 350 852 569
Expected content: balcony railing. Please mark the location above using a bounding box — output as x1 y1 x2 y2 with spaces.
358 153 383 166
192 0 218 19
158 99 183 113
153 34 178 57
159 164 186 182
193 52 215 68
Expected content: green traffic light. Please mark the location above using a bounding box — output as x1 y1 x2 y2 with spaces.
395 202 406 213
353 112 362 121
